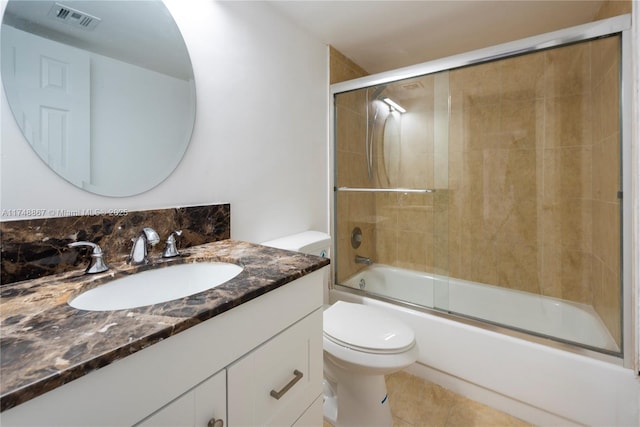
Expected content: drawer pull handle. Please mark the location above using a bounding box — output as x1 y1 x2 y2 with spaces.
270 369 303 400
207 418 223 427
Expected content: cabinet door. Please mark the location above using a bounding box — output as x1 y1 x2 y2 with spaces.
137 369 226 427
137 392 194 427
227 309 322 426
195 370 227 427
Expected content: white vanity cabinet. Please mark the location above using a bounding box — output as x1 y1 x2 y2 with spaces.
137 309 323 427
0 268 326 427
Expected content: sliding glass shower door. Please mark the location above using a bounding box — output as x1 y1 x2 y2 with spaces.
333 31 624 356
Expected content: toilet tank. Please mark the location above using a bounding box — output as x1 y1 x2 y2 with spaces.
261 231 331 258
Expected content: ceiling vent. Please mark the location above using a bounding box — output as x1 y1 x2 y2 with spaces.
48 2 101 31
401 82 424 91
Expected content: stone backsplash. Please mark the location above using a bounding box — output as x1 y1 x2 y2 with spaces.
0 204 230 284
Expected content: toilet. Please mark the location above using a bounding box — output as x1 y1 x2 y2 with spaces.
322 300 418 426
262 231 418 427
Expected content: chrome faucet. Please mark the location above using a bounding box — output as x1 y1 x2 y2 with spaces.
162 230 182 258
68 241 109 274
355 255 373 265
128 227 160 265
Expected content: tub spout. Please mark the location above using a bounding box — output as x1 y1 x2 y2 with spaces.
355 255 373 265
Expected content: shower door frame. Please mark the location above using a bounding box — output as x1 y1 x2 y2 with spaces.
329 14 635 368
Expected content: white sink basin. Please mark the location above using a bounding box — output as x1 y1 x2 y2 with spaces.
69 262 243 311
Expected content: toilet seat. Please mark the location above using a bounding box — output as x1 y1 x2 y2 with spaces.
323 301 415 354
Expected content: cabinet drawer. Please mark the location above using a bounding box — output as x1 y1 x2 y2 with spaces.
228 309 322 426
136 369 226 427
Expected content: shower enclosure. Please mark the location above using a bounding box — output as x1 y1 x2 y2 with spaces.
332 15 632 360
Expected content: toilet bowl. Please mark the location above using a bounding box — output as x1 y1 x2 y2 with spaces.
322 301 418 427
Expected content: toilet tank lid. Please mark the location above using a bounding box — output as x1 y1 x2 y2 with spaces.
261 231 331 253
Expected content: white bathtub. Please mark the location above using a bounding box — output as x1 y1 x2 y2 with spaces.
341 264 619 352
332 264 639 426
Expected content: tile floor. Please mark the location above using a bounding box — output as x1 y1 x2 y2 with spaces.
324 371 533 427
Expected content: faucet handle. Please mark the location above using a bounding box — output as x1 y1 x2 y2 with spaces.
68 241 109 274
162 230 182 258
142 227 160 246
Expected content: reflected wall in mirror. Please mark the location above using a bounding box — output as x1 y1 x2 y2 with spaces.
1 1 196 196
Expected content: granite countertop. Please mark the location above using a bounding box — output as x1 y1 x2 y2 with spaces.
0 239 330 412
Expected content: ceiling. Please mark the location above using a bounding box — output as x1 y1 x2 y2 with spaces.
269 0 606 74
3 1 608 80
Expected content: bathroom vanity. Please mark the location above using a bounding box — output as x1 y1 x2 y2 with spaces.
0 240 329 426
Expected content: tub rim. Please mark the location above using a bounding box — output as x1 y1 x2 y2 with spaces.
331 283 624 365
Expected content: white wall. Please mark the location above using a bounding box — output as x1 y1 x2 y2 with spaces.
0 0 329 243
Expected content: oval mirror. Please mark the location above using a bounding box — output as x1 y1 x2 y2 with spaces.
1 1 196 196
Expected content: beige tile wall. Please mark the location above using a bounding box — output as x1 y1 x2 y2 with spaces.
589 0 628 347
449 38 621 346
448 51 545 294
329 46 368 85
374 77 439 273
330 47 373 282
591 35 622 344
594 0 632 20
